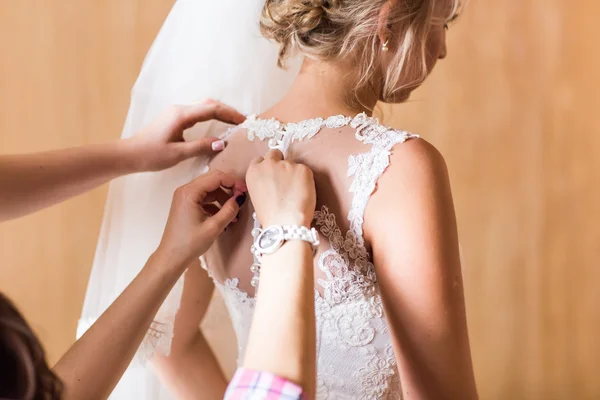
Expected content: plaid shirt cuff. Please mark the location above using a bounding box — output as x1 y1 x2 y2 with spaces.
224 368 305 400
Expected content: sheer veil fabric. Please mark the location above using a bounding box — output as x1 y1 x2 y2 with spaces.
77 0 301 397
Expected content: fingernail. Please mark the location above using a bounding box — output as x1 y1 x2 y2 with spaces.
235 193 247 206
211 140 225 151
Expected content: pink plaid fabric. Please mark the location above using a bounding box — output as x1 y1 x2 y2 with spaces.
224 368 305 400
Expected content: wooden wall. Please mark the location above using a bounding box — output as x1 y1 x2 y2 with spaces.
1 1 598 399
382 0 600 398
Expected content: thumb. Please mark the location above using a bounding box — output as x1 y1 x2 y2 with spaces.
207 194 244 233
176 138 226 159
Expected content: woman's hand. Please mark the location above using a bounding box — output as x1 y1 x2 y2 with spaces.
125 100 246 172
53 171 246 400
246 149 316 227
243 149 318 398
157 170 248 267
0 100 244 222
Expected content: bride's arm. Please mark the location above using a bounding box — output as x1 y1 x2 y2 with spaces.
366 139 478 400
153 259 228 400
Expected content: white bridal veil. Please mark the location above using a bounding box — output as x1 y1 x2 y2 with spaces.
77 0 301 397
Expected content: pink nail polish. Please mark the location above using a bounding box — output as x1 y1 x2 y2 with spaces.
211 140 225 151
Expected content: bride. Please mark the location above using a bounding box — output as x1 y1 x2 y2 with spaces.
79 0 477 399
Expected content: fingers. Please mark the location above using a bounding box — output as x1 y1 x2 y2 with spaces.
176 137 226 159
247 150 283 182
177 100 246 131
248 149 282 168
184 170 247 203
202 203 221 217
203 187 232 206
264 149 284 161
207 195 242 232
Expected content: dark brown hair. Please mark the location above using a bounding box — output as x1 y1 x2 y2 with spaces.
0 293 63 400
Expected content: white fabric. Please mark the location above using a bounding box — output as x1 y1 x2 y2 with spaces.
242 114 354 153
213 114 418 399
77 0 300 398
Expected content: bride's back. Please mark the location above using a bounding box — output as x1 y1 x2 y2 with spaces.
207 117 372 297
203 110 419 398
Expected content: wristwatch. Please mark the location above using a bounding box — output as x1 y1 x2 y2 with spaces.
251 225 320 259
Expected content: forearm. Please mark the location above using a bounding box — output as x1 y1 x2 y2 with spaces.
154 333 228 400
54 251 183 400
0 140 138 221
152 259 228 399
243 241 316 397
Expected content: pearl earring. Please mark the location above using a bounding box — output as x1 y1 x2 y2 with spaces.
381 40 389 52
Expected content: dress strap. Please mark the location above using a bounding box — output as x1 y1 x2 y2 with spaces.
346 116 419 245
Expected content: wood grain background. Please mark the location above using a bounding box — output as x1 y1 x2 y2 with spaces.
1 1 598 399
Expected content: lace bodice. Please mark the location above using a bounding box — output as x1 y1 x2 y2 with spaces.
211 113 418 399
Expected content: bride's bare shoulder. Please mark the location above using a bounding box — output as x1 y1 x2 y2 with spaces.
383 137 450 202
390 137 447 175
364 137 454 238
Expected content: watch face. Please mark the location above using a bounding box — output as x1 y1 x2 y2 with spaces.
257 226 284 254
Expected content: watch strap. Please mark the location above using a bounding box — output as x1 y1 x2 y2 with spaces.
282 226 318 245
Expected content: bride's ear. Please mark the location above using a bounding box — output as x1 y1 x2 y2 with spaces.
377 0 397 49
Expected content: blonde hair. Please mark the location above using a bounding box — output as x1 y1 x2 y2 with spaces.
261 0 460 102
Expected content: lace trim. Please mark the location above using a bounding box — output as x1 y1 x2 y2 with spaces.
351 113 417 148
359 344 402 399
348 114 419 243
310 116 414 399
213 278 255 363
315 207 378 305
217 278 255 306
243 113 355 149
140 319 175 361
76 316 175 366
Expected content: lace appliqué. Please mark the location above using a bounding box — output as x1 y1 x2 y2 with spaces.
314 206 400 399
348 114 419 242
78 315 176 366
360 345 402 399
315 208 377 304
138 319 174 361
213 278 256 363
310 118 415 399
243 114 353 149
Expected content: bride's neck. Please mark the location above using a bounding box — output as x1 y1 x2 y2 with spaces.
263 59 378 121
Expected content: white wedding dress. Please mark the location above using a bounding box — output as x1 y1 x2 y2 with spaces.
77 1 418 398
203 112 418 399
